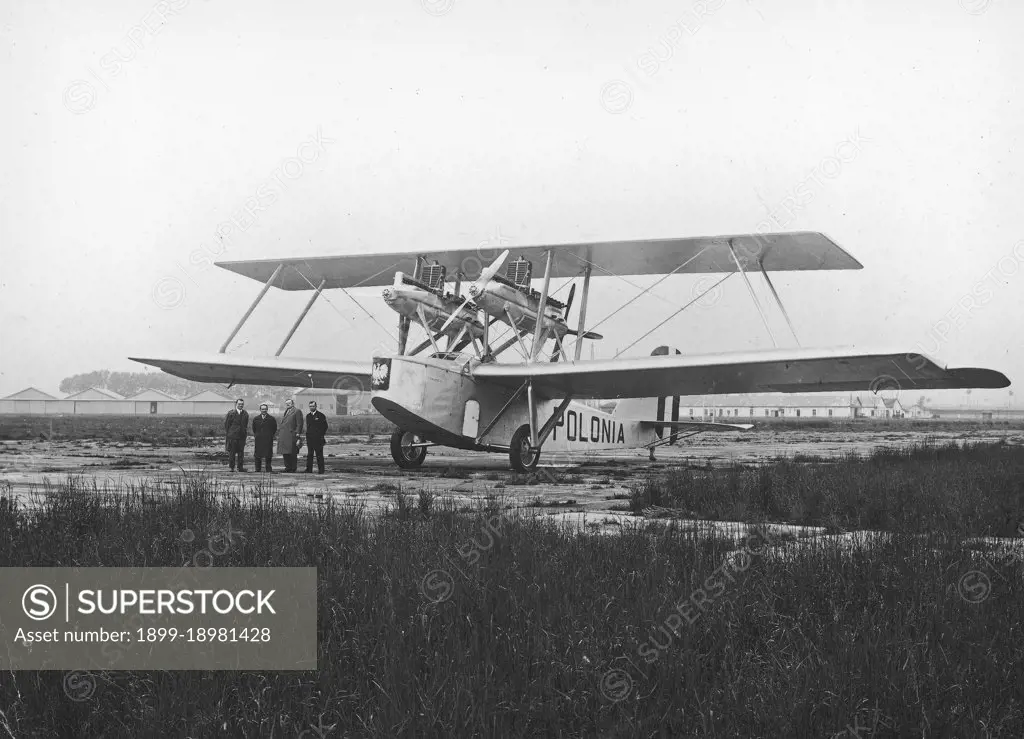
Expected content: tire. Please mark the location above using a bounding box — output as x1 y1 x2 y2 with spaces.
391 429 427 469
509 424 540 472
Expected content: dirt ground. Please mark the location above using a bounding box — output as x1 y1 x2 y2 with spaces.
3 427 1022 533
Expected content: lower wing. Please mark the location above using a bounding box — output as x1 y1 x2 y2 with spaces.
472 347 1010 399
128 353 372 390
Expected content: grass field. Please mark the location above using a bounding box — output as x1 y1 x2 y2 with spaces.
1 413 1023 445
0 442 1022 736
0 413 398 443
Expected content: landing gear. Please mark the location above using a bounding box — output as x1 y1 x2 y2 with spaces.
390 429 428 469
509 424 540 472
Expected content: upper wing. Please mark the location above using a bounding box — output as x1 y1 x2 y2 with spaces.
215 231 861 291
129 354 371 390
471 348 1010 400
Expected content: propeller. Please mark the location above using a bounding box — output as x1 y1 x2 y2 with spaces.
563 283 576 320
437 249 509 334
547 283 578 362
560 279 602 339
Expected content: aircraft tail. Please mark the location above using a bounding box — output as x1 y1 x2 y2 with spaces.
612 346 684 444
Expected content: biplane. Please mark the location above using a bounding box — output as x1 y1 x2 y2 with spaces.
131 232 1010 471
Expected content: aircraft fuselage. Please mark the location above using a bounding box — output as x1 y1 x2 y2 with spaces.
369 354 656 453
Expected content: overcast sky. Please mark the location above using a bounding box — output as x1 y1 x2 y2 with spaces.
2 0 1021 407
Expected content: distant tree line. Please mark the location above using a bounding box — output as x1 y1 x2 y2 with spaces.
58 370 301 406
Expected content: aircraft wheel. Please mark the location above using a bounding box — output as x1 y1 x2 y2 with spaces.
509 425 541 472
391 429 427 469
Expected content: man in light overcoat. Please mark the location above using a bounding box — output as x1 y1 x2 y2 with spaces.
277 398 304 473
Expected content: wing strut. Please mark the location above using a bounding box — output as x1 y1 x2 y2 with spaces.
491 332 526 359
415 306 442 355
505 308 531 360
549 334 569 363
728 240 777 348
572 265 592 362
448 322 470 352
759 264 801 347
409 335 444 356
537 396 573 446
530 249 554 361
219 263 283 353
527 380 540 446
275 278 326 356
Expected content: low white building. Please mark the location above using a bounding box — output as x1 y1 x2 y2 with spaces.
0 386 248 416
668 392 919 420
125 388 180 415
294 388 342 415
905 404 931 419
926 406 1024 421
62 387 128 414
185 390 240 415
856 395 906 419
0 387 58 414
676 393 859 420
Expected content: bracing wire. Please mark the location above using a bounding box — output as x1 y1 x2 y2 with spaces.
613 272 734 358
292 259 400 343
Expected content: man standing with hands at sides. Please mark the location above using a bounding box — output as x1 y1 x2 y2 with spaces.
304 400 329 474
252 403 278 473
224 398 249 472
277 398 304 473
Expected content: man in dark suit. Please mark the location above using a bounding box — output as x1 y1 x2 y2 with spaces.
224 398 249 472
304 400 328 474
252 403 278 473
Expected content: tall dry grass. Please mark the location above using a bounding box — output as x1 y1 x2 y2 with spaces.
632 441 1024 537
0 444 1020 736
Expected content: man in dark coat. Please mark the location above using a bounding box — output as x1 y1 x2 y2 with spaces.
224 398 249 472
251 403 278 473
304 400 329 474
277 398 304 472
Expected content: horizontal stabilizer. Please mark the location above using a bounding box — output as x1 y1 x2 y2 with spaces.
640 419 754 432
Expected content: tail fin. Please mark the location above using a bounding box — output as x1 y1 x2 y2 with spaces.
613 346 683 444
